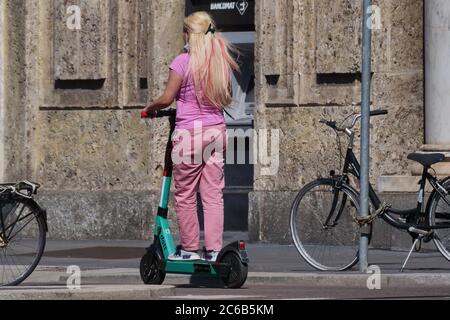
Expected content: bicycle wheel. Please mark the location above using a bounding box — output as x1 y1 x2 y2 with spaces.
0 197 46 286
290 178 363 271
428 182 450 261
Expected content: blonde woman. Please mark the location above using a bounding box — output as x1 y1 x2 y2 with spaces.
142 12 239 261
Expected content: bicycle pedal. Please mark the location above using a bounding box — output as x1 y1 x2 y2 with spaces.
408 227 431 236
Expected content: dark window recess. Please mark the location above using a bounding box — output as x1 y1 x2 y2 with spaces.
140 78 148 90
196 134 253 232
265 74 280 86
55 79 106 90
225 136 253 186
197 193 249 231
316 73 362 85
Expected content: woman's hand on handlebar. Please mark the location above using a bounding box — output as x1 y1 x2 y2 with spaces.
141 70 182 119
141 106 157 119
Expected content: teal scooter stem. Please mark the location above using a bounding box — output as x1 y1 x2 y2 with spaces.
139 109 248 289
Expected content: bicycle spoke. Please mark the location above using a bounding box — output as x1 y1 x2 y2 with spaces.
9 241 38 251
2 249 18 283
1 250 11 284
1 245 33 285
0 250 6 284
436 202 450 213
7 247 25 275
8 241 37 257
439 233 450 246
7 216 37 241
0 202 19 237
7 246 30 273
4 211 34 236
5 250 25 277
5 203 26 238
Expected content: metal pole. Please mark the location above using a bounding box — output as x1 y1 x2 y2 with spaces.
359 0 373 273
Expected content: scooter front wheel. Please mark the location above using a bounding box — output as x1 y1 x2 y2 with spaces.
220 252 248 289
140 251 166 285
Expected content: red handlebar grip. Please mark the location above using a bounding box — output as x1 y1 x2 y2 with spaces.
141 111 149 119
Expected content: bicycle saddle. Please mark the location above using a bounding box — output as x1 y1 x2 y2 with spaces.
407 153 445 167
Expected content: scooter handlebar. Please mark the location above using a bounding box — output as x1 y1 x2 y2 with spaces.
140 111 152 119
141 109 176 119
369 109 388 116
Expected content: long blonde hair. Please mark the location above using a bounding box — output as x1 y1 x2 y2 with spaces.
184 12 239 109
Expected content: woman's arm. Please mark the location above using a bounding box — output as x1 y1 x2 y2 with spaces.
142 70 183 114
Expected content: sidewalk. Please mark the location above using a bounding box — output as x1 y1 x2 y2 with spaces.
21 239 450 287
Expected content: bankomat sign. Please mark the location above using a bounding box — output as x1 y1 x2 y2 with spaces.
186 0 255 31
210 1 249 16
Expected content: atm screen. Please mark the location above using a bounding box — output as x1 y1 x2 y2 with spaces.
222 32 255 125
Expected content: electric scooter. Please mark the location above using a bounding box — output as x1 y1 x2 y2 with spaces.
139 109 248 289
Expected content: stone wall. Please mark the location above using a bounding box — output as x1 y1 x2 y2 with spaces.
0 0 5 181
0 0 185 239
250 0 424 245
2 1 28 182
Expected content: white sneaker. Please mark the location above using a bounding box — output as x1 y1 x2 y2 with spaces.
168 247 201 261
204 251 220 262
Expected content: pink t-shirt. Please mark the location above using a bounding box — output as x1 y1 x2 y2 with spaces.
169 53 225 129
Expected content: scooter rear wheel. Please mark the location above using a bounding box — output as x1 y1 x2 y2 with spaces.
140 251 166 285
220 252 248 289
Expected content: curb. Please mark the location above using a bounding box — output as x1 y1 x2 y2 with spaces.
0 285 175 300
246 272 450 288
54 269 450 288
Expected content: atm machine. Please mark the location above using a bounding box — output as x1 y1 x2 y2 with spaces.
185 0 255 232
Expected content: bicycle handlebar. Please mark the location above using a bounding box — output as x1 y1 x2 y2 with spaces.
319 119 337 129
320 109 388 132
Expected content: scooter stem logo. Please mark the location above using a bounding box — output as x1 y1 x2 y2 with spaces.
236 0 249 16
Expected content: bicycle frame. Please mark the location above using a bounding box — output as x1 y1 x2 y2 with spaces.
339 146 450 231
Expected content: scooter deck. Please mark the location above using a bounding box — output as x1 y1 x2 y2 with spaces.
165 260 229 277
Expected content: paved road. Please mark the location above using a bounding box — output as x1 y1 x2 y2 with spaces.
168 284 450 300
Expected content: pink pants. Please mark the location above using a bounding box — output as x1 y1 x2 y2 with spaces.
172 123 227 252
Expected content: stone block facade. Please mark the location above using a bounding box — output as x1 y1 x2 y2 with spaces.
0 0 185 239
251 0 424 245
0 1 425 248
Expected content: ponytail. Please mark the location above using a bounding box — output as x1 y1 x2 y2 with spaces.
184 12 240 109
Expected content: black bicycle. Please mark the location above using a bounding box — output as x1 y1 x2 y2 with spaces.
290 110 450 271
0 181 47 286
